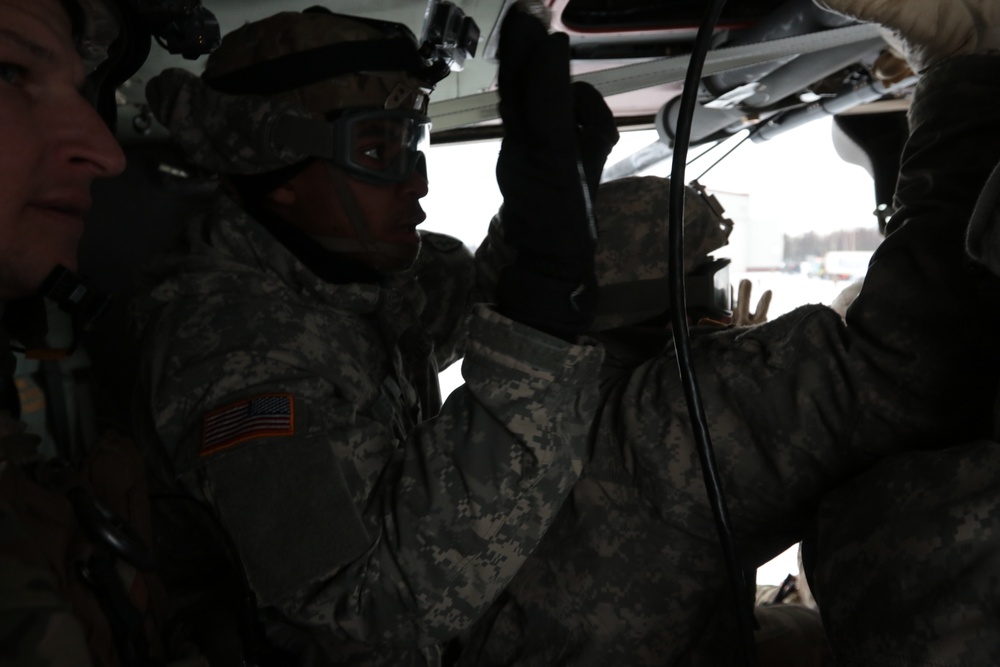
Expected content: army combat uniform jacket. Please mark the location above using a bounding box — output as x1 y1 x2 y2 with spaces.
130 195 603 665
806 59 1000 666
460 55 1000 667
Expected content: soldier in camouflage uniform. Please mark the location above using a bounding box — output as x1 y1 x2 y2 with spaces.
0 0 217 664
131 5 610 666
807 441 1000 666
459 1 1000 663
800 4 1000 665
0 0 127 663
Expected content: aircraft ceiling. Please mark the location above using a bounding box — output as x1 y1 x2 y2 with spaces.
118 0 905 147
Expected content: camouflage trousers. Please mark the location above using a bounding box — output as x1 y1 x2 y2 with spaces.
806 440 1000 667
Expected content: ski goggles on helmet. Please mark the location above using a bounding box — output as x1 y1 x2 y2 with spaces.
271 108 431 185
329 108 430 184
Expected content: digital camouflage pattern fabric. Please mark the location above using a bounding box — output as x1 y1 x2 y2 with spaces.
805 58 1000 666
145 10 434 177
146 68 309 175
809 440 1000 666
459 54 1000 666
130 193 603 665
201 11 431 115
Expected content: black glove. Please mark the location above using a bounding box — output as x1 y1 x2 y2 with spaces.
494 6 615 336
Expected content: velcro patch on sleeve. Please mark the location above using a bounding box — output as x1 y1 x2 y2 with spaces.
200 393 295 457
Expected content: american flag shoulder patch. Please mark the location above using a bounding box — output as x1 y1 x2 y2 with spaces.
200 393 295 457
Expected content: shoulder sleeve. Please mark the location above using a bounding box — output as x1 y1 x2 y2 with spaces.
136 293 381 607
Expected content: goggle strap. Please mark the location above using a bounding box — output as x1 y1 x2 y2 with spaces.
325 164 384 259
595 278 671 320
594 269 732 320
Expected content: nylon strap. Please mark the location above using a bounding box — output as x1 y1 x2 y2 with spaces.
322 164 417 269
594 273 725 318
206 38 421 95
594 278 673 318
428 23 883 131
326 164 382 253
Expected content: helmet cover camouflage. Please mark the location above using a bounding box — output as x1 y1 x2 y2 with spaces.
148 9 435 174
146 68 312 174
203 11 433 115
478 176 734 331
591 176 731 284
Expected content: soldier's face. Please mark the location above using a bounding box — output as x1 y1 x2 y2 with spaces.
0 0 125 299
276 158 429 271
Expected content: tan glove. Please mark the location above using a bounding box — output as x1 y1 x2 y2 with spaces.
731 279 772 326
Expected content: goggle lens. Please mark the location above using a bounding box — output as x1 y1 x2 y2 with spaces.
336 110 430 184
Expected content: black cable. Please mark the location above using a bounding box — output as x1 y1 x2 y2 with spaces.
691 130 752 182
685 139 722 168
689 98 816 180
691 105 802 182
667 0 759 665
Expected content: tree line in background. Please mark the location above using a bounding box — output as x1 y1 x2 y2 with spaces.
783 227 883 263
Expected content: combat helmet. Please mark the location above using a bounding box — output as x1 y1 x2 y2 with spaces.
147 8 441 174
65 0 219 130
204 10 436 119
479 175 734 331
146 6 473 271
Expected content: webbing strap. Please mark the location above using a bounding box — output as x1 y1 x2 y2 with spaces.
206 39 420 95
428 23 883 131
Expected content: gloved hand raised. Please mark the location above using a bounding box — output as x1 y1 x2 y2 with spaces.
494 3 618 336
731 279 772 326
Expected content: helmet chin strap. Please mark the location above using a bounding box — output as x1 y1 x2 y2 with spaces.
319 163 420 273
